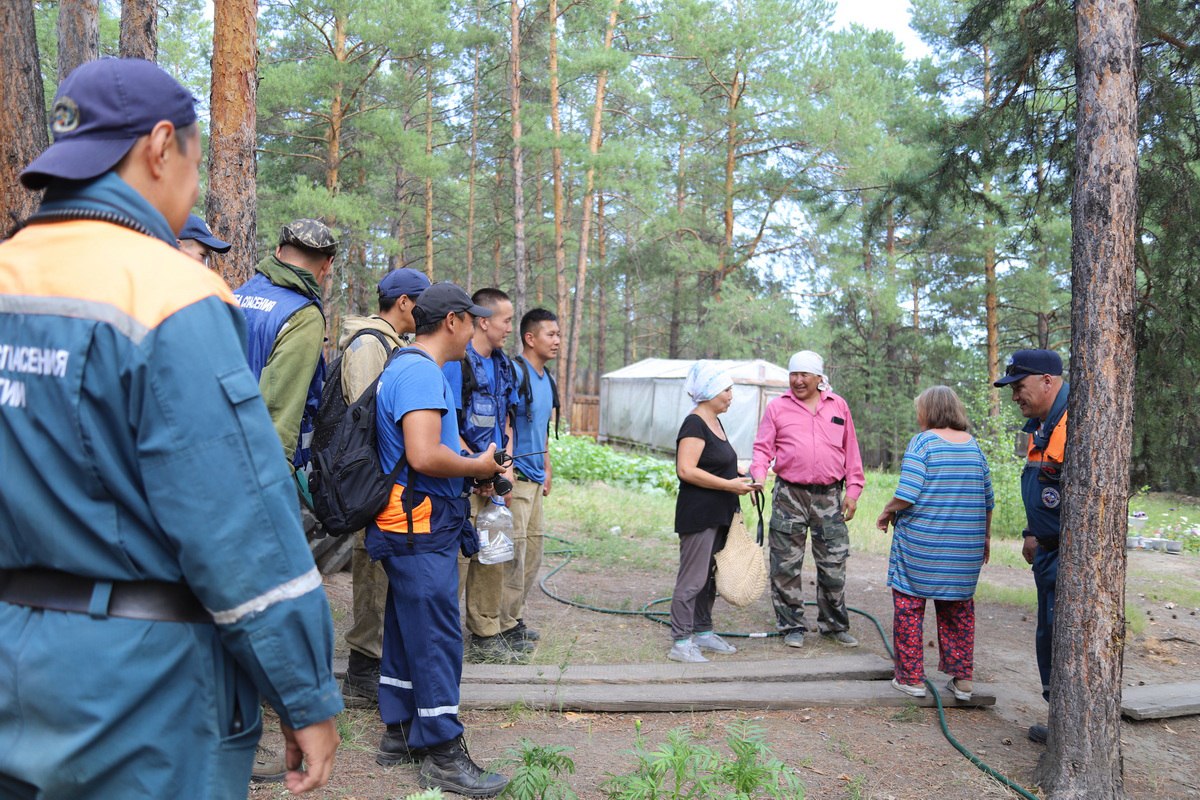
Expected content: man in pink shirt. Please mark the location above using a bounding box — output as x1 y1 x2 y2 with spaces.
750 350 865 648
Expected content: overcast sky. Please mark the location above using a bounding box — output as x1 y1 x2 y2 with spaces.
833 0 930 60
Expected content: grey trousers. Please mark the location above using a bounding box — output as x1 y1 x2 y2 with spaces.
669 524 729 641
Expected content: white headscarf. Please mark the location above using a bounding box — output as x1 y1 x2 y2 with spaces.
787 350 832 391
685 360 734 404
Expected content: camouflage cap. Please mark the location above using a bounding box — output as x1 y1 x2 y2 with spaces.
279 219 338 256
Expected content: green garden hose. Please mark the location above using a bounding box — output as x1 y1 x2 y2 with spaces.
538 535 1040 800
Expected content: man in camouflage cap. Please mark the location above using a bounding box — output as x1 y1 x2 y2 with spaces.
280 218 339 256
232 221 337 780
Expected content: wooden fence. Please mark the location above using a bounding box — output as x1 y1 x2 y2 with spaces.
570 394 599 439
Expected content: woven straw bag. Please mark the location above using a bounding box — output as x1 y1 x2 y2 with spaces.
714 491 767 607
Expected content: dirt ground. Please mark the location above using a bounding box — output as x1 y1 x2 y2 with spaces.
252 538 1200 800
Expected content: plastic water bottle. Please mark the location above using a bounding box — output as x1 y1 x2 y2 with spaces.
475 498 514 565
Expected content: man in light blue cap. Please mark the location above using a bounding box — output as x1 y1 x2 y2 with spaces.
177 212 232 267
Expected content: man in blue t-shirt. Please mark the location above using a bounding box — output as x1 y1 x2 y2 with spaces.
502 308 562 645
441 289 519 664
365 282 507 797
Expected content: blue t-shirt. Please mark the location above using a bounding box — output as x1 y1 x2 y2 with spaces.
510 356 554 484
377 348 463 499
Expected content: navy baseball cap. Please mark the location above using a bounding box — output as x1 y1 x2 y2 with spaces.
994 349 1064 387
413 282 493 327
21 58 198 190
178 214 232 253
378 268 431 300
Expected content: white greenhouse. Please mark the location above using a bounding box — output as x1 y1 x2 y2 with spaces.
598 358 790 462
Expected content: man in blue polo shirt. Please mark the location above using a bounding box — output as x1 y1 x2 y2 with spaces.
367 282 508 797
502 308 562 646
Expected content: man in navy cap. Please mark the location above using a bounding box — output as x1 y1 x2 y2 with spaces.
177 212 232 267
0 58 340 797
994 348 1068 745
334 267 431 708
368 282 508 796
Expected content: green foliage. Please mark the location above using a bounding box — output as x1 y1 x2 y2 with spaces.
600 722 805 799
499 740 579 800
549 436 677 496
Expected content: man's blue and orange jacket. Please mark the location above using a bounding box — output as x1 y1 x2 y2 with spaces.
0 212 342 735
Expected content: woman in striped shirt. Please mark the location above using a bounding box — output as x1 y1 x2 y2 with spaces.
876 386 993 700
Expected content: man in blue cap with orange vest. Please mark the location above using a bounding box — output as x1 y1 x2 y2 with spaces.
994 348 1068 745
0 58 341 797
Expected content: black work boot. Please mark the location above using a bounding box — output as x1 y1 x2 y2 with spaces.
418 737 508 797
342 649 380 708
376 723 425 766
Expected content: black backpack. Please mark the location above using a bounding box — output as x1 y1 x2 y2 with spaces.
310 346 423 538
312 328 394 456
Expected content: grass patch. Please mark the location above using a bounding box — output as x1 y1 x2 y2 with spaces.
1134 577 1200 608
974 580 1037 609
1125 604 1148 636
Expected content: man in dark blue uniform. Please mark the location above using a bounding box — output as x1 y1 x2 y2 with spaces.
367 282 508 797
0 58 341 798
995 348 1068 745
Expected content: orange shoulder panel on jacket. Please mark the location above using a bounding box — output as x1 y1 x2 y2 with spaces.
1026 410 1068 464
0 220 236 329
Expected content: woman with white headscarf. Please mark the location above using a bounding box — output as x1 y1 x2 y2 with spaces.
667 361 755 663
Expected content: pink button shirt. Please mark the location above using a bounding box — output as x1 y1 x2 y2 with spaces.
750 390 865 500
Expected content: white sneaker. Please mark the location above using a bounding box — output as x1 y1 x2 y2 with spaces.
693 632 737 654
667 639 709 663
891 678 926 698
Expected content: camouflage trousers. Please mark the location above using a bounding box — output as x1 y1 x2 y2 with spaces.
768 479 850 634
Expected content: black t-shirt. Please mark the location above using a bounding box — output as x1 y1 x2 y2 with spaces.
674 413 740 534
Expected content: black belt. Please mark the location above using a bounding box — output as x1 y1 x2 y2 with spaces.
0 568 211 623
1036 537 1060 552
513 469 538 484
783 478 844 493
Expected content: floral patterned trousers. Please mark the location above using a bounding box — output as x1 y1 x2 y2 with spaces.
892 589 975 686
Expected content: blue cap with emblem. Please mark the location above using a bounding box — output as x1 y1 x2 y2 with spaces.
994 349 1064 387
179 214 232 253
20 58 197 191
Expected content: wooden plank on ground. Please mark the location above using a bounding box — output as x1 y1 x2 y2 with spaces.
459 679 995 712
460 655 894 686
1121 682 1200 720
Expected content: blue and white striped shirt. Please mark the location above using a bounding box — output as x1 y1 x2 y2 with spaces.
888 431 994 600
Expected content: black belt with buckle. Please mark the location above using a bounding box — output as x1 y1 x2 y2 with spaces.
784 478 845 493
1036 537 1060 552
0 567 211 623
513 469 537 484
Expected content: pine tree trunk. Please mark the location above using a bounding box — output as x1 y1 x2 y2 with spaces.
119 0 157 61
1038 1 1138 797
208 0 258 287
510 0 527 312
424 69 434 274
1 0 47 230
548 0 568 383
466 6 482 293
566 0 621 416
57 0 99 81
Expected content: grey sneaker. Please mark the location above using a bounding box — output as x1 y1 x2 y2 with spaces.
783 631 805 648
1028 723 1049 744
891 678 927 698
667 639 709 663
693 632 737 654
947 677 973 701
250 743 286 783
823 630 859 647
